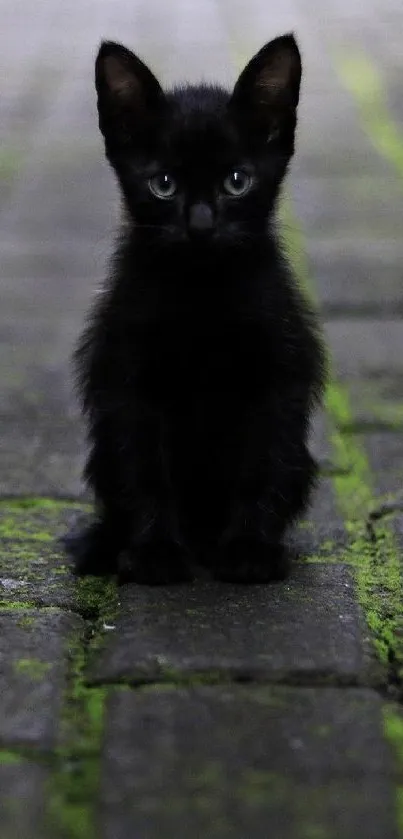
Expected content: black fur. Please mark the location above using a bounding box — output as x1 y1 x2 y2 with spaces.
67 34 326 584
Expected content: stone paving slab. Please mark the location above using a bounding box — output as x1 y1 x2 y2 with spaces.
99 685 398 839
0 369 86 499
90 565 369 685
0 433 85 499
0 759 48 839
290 479 348 562
294 84 398 176
0 541 78 610
293 175 403 239
325 320 403 380
0 610 83 748
0 500 89 608
305 239 403 316
359 432 403 500
0 237 109 281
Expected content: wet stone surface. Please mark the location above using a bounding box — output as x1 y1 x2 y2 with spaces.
0 610 83 748
99 686 398 839
0 760 49 839
90 564 369 686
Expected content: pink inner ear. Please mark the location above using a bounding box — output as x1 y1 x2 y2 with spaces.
103 55 140 99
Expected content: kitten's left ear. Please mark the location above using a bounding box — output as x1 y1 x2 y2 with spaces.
95 41 164 143
229 34 301 137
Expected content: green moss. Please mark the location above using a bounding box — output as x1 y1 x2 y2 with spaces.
0 498 89 511
236 769 286 807
0 522 52 542
47 639 107 839
325 383 403 665
320 540 336 553
283 201 403 669
14 658 52 680
46 572 120 838
334 51 403 179
75 577 117 620
0 545 39 562
3 529 119 836
0 601 45 611
298 556 340 565
299 827 330 839
0 514 118 837
16 614 36 628
0 750 22 766
0 498 90 542
297 540 341 564
298 520 314 531
313 725 331 738
0 148 22 181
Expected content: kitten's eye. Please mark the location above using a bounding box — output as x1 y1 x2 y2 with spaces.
222 170 252 197
148 173 177 199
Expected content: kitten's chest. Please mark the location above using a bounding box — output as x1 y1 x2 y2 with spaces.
136 317 269 396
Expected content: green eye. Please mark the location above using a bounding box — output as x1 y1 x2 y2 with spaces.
149 173 177 199
223 170 252 197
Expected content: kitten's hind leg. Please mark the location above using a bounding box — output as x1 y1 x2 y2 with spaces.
211 408 317 584
63 514 127 576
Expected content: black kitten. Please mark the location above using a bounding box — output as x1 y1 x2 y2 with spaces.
68 34 326 584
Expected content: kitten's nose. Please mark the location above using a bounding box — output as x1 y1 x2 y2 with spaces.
188 202 214 239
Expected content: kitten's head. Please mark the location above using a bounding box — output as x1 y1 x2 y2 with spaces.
95 35 301 248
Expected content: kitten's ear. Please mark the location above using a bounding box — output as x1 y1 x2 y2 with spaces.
229 34 301 138
95 41 164 141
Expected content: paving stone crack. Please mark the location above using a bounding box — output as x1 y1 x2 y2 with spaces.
45 577 119 839
83 669 383 691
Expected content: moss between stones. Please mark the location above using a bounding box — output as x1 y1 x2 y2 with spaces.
100 668 234 689
0 750 23 766
0 498 89 511
0 602 63 612
75 577 118 622
47 682 107 839
46 574 119 839
326 383 403 667
299 556 341 565
0 497 90 543
284 195 403 836
0 496 119 838
284 199 403 669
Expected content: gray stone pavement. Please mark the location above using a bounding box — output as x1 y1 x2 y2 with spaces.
1 1 403 837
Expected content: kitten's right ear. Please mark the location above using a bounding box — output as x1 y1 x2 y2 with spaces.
95 41 164 142
229 35 301 144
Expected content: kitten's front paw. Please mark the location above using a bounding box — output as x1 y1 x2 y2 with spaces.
213 537 289 583
63 521 120 576
118 541 193 585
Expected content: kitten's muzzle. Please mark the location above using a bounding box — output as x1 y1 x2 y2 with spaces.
188 202 215 239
